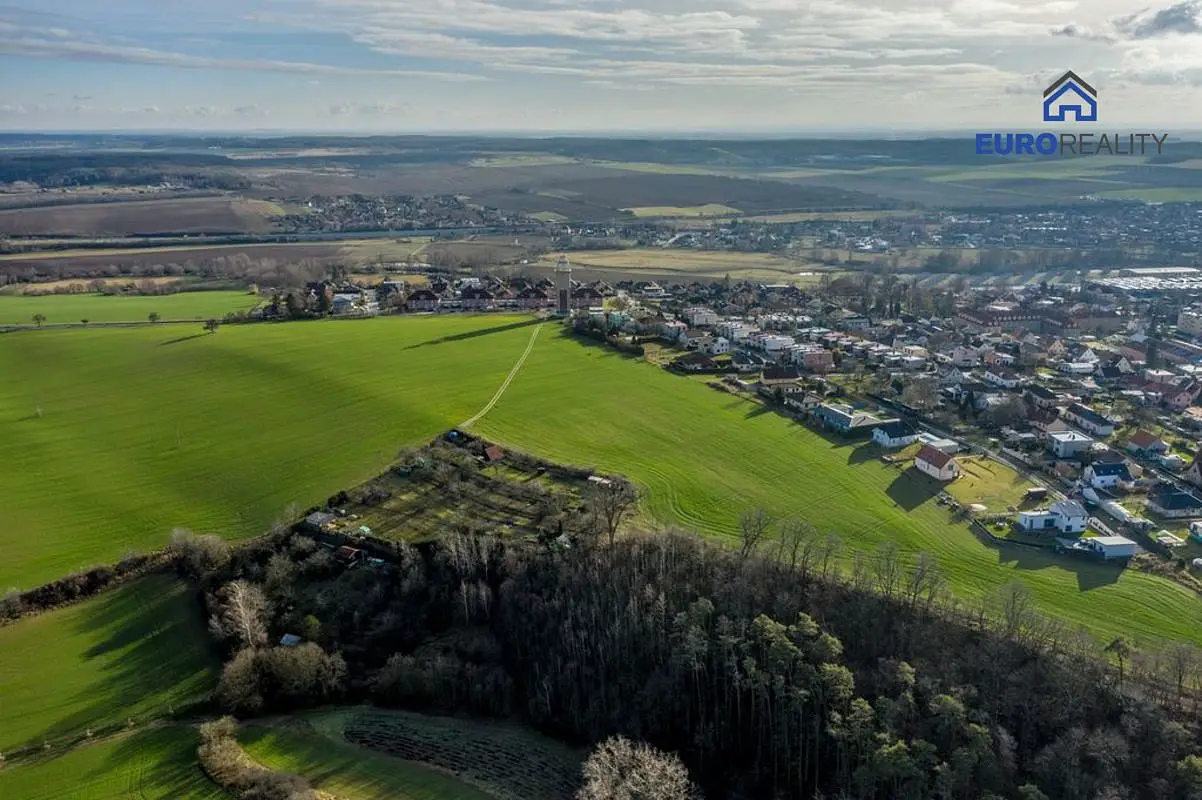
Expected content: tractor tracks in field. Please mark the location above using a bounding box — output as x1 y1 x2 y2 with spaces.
461 322 543 429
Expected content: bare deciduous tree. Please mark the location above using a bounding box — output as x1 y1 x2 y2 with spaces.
578 736 697 800
738 507 773 560
588 479 638 547
210 580 271 650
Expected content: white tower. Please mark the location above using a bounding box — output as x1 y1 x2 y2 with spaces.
554 255 572 315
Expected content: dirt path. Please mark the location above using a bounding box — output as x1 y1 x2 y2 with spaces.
461 322 543 428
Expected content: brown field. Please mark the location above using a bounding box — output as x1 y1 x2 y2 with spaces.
535 247 822 282
0 197 286 236
0 275 192 295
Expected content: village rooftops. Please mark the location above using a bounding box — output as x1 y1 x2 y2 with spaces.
1065 402 1115 428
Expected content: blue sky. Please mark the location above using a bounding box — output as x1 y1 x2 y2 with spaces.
3 0 1202 132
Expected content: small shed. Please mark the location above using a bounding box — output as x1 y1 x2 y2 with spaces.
335 546 363 565
483 445 505 463
279 633 302 647
1024 487 1048 501
304 511 337 531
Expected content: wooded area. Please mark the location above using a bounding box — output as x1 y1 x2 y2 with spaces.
171 519 1202 800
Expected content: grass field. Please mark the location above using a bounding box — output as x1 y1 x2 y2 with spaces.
239 714 493 799
0 574 218 752
4 314 1201 648
0 315 539 587
0 291 261 325
473 330 1202 647
0 727 225 800
626 204 741 217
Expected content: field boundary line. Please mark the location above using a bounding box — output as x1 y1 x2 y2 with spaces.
461 322 543 428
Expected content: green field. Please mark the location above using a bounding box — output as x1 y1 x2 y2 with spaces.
0 574 218 752
0 727 226 800
473 330 1202 647
4 314 1202 648
239 716 492 799
0 291 260 325
0 315 538 587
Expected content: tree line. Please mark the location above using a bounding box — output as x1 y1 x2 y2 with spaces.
169 512 1202 800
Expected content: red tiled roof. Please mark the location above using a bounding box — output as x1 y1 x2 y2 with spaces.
916 445 956 470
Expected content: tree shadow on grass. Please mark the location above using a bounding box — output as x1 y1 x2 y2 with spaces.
403 317 542 350
92 726 221 799
22 576 218 749
886 468 943 511
745 403 773 419
158 333 208 346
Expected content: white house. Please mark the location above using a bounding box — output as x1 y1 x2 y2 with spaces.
1082 461 1134 490
717 321 755 342
1018 500 1089 534
683 307 719 327
1048 430 1094 459
1086 535 1137 560
873 420 920 449
915 445 960 481
985 368 1022 389
949 346 981 367
1062 403 1116 437
1059 362 1096 375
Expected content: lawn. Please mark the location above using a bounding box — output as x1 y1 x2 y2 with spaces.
0 291 260 325
945 455 1036 511
239 716 493 800
0 574 218 752
4 314 1202 648
0 727 226 800
0 315 538 588
473 330 1202 647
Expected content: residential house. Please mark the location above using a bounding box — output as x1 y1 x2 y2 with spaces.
1086 536 1138 560
304 511 337 532
812 403 893 435
516 287 552 309
1125 429 1169 458
1165 381 1201 412
784 392 823 414
796 348 835 373
677 329 709 349
406 289 441 311
1070 347 1100 365
1062 403 1116 437
873 421 919 449
701 336 730 356
914 445 961 481
761 365 802 385
1082 461 1135 490
571 286 605 309
1184 457 1202 490
1018 499 1089 534
1059 361 1096 375
1048 430 1094 459
682 307 719 327
1025 384 1060 409
1146 486 1202 518
949 345 981 367
985 368 1022 389
983 349 1016 368
460 287 495 310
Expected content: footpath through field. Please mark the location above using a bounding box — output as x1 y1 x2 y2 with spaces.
461 321 544 428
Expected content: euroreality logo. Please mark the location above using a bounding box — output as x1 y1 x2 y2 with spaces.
975 70 1167 157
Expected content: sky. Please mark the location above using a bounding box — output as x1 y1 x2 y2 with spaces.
2 0 1202 133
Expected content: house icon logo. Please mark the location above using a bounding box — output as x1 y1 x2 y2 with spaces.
1042 70 1097 123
